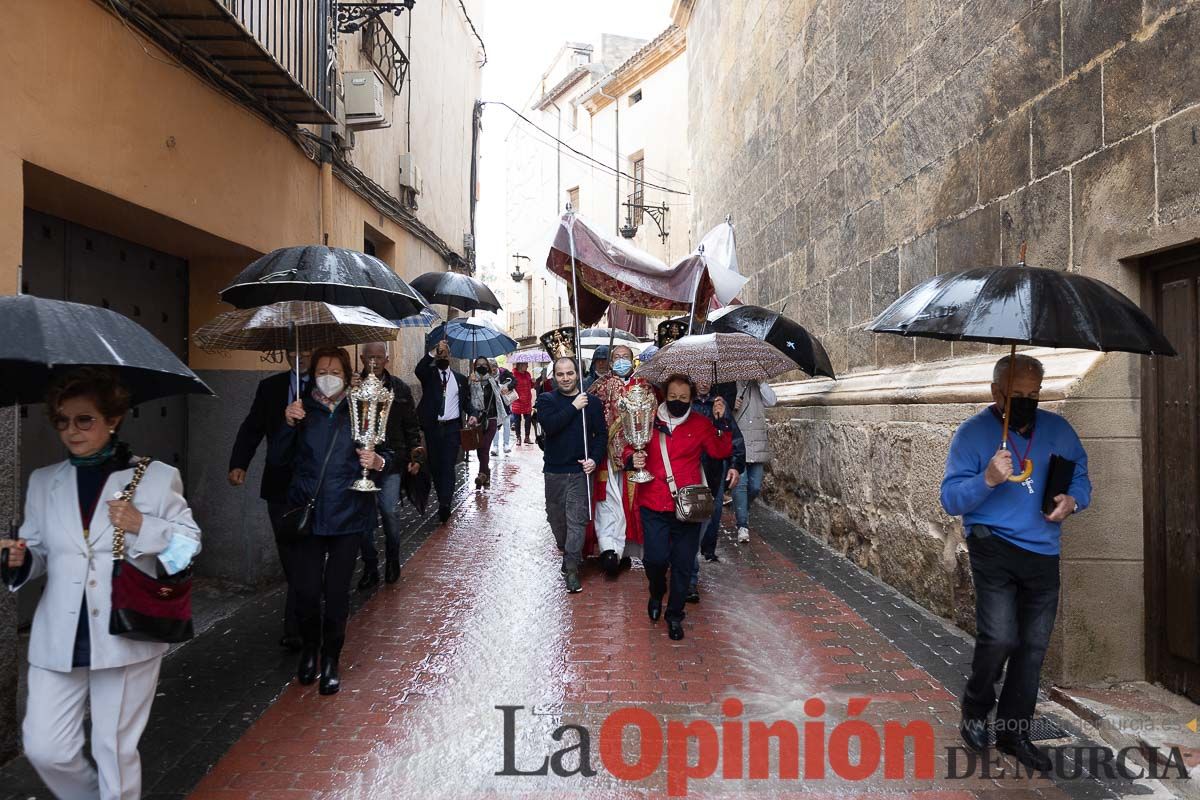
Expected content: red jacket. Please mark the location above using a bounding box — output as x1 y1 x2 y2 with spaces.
511 370 535 415
623 412 733 514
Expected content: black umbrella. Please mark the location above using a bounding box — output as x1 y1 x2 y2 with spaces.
0 295 212 406
410 271 502 314
708 304 836 379
220 246 429 320
402 467 433 515
867 261 1175 475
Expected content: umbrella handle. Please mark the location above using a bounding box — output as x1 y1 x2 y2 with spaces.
998 342 1032 484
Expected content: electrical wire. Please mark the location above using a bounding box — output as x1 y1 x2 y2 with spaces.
456 0 488 67
483 101 691 196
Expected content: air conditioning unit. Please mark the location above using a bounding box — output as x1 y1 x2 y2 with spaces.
343 70 389 129
399 153 423 195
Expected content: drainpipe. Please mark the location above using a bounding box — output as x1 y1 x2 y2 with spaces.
320 161 334 246
593 84 620 233
549 101 563 214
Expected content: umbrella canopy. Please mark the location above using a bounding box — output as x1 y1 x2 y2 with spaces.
508 350 551 364
194 301 400 353
395 307 442 328
220 246 429 320
708 304 836 379
579 327 640 346
633 332 795 387
426 317 518 359
403 466 433 514
546 213 713 326
0 295 212 406
410 271 502 313
868 265 1176 355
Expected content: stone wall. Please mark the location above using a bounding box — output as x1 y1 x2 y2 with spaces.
681 0 1200 684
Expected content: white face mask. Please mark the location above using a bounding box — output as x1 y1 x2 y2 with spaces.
316 375 345 397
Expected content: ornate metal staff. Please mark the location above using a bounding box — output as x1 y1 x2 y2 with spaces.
564 205 594 518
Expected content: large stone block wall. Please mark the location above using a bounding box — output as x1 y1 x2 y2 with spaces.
684 0 1200 684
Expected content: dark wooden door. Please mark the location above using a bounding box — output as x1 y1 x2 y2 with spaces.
1147 248 1200 699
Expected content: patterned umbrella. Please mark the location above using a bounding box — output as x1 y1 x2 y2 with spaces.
425 317 517 359
394 307 442 328
509 350 551 364
193 301 399 353
632 332 795 386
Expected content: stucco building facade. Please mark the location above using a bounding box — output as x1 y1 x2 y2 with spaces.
674 0 1200 696
0 0 483 759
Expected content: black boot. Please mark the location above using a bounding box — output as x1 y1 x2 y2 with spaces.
959 716 989 752
357 566 380 591
297 646 318 685
318 655 341 695
385 558 401 584
667 619 685 640
647 597 663 622
601 550 620 578
997 734 1052 772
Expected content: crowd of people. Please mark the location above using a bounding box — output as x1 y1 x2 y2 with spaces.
0 326 1093 794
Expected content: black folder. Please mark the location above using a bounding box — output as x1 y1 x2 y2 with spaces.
1042 454 1076 515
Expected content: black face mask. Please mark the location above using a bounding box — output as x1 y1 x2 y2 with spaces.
666 399 690 417
1005 396 1039 430
435 358 450 370
475 366 489 376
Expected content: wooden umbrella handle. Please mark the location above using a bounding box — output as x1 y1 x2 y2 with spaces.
999 342 1032 483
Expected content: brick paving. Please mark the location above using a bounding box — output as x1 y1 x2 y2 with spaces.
179 448 1171 800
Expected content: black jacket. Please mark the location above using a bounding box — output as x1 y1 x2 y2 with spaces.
415 355 476 428
270 394 391 536
361 369 422 470
535 389 607 474
229 371 301 503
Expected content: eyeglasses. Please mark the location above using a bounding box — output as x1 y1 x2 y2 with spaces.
363 356 387 364
52 414 99 432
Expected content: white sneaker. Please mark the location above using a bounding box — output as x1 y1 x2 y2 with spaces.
737 527 750 543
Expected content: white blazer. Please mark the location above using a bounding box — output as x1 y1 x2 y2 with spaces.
11 459 202 672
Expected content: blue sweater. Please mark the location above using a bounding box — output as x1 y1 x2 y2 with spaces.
940 406 1092 555
536 389 608 474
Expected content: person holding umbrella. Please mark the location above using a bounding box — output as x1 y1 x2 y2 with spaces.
687 379 744 603
941 354 1090 770
2 367 202 800
469 355 506 488
415 339 478 523
275 347 392 695
509 360 537 445
625 374 733 640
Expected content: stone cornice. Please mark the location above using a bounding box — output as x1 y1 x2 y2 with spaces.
773 347 1105 407
670 0 695 27
581 26 686 114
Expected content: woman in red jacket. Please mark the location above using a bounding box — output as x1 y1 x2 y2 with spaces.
510 362 536 445
626 374 733 641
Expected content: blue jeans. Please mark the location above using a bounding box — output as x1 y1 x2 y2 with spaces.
360 471 403 566
641 508 701 622
962 531 1060 734
493 412 511 450
732 463 765 528
690 459 729 589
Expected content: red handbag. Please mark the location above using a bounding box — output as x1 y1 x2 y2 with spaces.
108 458 194 643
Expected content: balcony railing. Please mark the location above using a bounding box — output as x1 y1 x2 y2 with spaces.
361 15 410 95
134 0 336 124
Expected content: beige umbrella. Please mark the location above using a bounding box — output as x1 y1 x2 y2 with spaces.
632 332 795 386
194 300 400 353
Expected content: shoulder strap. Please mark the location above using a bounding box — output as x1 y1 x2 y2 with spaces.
658 431 678 497
111 458 153 562
311 422 342 497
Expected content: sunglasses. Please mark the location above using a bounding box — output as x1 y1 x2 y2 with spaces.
52 414 100 432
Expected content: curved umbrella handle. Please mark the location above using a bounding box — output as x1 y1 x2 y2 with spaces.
1007 459 1034 483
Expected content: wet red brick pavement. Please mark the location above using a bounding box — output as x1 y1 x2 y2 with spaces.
188 448 1165 800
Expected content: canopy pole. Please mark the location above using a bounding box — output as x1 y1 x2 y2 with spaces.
564 207 594 519
291 321 300 400
687 244 706 336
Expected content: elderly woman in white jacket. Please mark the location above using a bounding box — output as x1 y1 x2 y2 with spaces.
731 379 777 543
0 368 200 800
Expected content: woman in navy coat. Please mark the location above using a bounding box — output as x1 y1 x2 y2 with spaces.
273 346 390 695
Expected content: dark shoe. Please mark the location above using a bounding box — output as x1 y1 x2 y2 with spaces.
685 587 700 604
560 556 568 575
357 567 380 591
600 550 620 577
996 734 1052 772
524 438 533 445
667 620 685 640
318 655 341 695
620 556 632 571
703 552 720 563
959 716 989 752
565 571 582 593
479 470 491 488
647 597 663 622
279 634 303 651
297 647 318 685
438 505 451 524
384 559 401 584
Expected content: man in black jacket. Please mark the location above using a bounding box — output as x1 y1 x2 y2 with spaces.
536 356 606 593
415 339 478 523
356 342 424 587
228 349 311 649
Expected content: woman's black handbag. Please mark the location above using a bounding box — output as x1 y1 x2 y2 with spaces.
109 459 195 643
280 425 341 539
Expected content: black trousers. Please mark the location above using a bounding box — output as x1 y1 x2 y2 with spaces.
640 508 701 622
266 501 301 639
962 532 1060 737
292 533 361 657
425 420 461 509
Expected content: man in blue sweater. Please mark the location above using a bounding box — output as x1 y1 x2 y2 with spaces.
941 354 1091 772
536 356 606 593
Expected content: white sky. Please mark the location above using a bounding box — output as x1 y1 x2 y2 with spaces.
474 0 674 282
